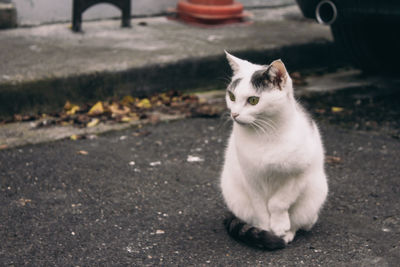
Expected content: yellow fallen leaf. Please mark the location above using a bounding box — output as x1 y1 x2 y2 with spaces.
109 103 130 116
64 101 72 110
120 116 132 123
136 98 151 109
88 101 104 115
331 106 344 113
61 121 72 126
150 96 159 103
160 93 170 103
121 95 136 106
66 105 80 115
87 118 100 127
70 134 79 141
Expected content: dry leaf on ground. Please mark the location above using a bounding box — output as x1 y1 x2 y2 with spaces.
121 95 136 106
70 134 79 141
132 130 151 137
88 101 104 116
87 118 100 127
326 155 342 164
17 198 32 207
6 90 227 130
136 99 152 109
109 103 131 116
331 107 344 113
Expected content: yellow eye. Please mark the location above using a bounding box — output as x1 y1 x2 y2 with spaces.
228 91 235 102
247 96 260 105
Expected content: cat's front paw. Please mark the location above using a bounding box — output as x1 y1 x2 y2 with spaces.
270 214 290 237
282 230 295 244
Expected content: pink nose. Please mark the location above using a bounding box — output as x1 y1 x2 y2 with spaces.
231 113 239 119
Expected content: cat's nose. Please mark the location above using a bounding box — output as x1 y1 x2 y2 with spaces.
231 112 239 119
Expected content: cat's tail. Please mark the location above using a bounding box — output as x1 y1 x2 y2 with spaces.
224 213 286 250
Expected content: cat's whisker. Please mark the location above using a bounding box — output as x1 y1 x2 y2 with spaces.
221 111 231 118
249 123 260 136
252 121 266 135
217 112 233 131
254 115 278 130
253 120 269 134
265 118 278 130
218 76 232 84
256 117 276 129
255 119 278 136
250 123 261 136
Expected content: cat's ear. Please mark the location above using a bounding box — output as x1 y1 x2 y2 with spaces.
267 59 288 90
225 51 246 75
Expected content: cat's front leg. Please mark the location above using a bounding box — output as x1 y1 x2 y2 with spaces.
268 178 303 238
268 200 291 237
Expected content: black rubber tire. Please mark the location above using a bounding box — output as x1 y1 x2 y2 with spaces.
330 18 400 74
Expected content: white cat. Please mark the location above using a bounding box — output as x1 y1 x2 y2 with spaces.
220 52 328 249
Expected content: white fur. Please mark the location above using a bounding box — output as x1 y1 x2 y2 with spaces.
220 52 328 244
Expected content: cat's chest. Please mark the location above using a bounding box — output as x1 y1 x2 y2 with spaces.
236 139 278 165
234 133 303 176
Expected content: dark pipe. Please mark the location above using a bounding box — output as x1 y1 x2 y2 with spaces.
315 0 337 25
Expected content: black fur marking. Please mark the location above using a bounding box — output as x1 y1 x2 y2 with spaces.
251 69 269 92
269 66 284 89
228 78 242 91
251 66 285 92
224 213 286 250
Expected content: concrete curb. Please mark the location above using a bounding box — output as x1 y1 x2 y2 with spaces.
0 41 347 119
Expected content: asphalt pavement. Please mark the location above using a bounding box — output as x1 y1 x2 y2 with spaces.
1 86 399 265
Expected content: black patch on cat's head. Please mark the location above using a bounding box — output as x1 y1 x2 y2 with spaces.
251 69 269 92
251 63 287 92
228 78 242 91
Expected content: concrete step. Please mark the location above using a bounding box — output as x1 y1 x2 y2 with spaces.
0 5 347 119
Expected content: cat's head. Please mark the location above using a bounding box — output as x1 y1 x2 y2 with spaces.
225 51 293 126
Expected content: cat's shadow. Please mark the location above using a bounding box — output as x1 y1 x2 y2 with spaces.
292 229 314 243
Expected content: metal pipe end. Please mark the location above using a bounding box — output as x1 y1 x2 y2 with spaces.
316 0 337 25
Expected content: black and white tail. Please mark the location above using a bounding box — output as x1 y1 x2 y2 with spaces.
224 214 286 250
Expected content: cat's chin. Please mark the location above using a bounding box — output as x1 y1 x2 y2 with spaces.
233 119 251 126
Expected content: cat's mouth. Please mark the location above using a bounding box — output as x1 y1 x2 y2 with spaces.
233 118 250 126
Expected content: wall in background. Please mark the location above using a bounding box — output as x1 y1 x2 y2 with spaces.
12 0 294 26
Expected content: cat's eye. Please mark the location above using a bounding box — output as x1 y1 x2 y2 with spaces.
228 91 236 102
247 96 259 105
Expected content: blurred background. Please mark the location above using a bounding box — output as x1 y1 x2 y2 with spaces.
4 0 289 25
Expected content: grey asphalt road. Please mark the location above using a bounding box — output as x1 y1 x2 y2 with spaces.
1 86 400 266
